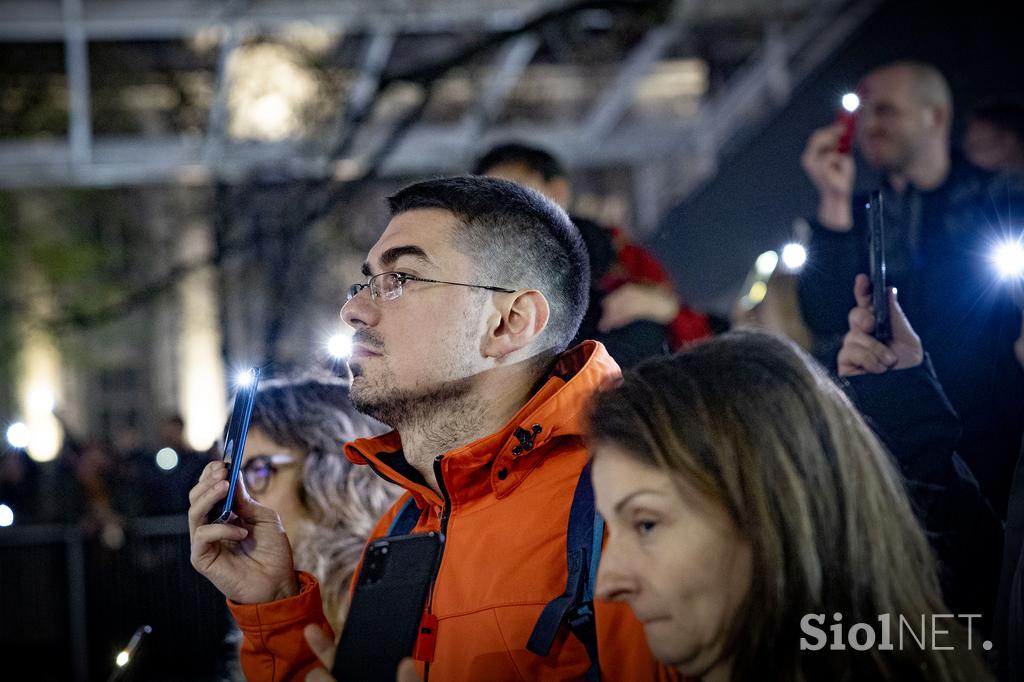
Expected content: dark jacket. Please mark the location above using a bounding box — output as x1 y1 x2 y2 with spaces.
800 158 1024 515
844 358 1004 633
995 439 1024 681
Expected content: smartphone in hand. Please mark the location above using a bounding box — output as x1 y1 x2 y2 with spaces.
334 532 442 681
867 190 891 342
207 368 261 524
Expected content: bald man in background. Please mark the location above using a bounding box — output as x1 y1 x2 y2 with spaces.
796 60 1024 521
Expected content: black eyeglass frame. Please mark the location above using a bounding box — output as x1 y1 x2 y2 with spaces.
347 271 515 304
241 453 297 494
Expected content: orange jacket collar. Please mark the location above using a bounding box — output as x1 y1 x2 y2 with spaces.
343 340 620 509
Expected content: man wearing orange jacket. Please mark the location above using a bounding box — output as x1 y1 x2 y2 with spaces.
189 176 676 681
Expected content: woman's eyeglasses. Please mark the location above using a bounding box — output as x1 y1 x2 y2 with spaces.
241 453 297 494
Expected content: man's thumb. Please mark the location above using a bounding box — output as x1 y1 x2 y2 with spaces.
889 287 915 338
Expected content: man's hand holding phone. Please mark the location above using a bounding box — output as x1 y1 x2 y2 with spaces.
188 459 298 604
838 274 923 377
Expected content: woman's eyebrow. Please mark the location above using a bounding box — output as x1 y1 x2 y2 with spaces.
613 488 668 514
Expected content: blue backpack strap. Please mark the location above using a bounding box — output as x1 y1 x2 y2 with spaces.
527 461 602 681
386 496 422 537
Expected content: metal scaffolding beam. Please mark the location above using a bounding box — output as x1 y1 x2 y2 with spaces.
202 24 243 165
653 0 884 211
322 27 396 163
0 0 560 41
579 21 683 143
460 33 541 145
62 0 92 168
0 119 696 188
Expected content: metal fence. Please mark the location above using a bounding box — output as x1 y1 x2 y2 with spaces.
0 516 231 682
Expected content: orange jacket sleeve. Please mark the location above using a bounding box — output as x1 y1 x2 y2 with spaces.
229 571 333 682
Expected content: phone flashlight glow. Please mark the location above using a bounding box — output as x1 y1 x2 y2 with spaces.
993 238 1024 279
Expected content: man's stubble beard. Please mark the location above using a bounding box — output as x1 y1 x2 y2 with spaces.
351 368 477 430
349 300 490 436
349 340 481 432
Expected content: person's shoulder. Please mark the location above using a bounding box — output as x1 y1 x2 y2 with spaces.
950 155 1024 201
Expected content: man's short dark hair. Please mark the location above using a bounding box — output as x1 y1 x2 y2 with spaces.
387 176 589 353
473 142 567 181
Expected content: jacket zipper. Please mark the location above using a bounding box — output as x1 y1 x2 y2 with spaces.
422 454 451 682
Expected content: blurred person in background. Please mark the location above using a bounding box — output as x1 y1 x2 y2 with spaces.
963 96 1024 175
475 142 712 367
589 331 993 682
144 414 214 516
797 59 1024 516
46 438 128 547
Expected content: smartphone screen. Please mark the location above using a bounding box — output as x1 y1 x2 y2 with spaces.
867 191 892 342
207 368 261 524
334 532 442 681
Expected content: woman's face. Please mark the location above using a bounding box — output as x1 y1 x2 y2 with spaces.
240 427 308 539
592 443 752 679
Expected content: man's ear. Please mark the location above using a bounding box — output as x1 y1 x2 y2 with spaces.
483 290 550 360
930 103 952 134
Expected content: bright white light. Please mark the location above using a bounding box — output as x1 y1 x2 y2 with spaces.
6 423 30 449
754 250 779 277
235 369 256 387
993 239 1024 279
0 504 13 527
28 388 55 414
155 448 179 471
781 243 808 270
327 334 352 359
116 651 130 667
228 43 317 141
250 94 291 134
842 92 860 113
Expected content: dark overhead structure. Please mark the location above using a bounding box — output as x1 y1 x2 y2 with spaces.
0 0 880 226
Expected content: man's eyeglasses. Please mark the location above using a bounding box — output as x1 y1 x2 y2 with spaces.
347 271 515 305
241 453 297 494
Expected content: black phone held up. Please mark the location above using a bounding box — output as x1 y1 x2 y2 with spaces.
867 190 892 342
206 368 260 525
334 532 442 682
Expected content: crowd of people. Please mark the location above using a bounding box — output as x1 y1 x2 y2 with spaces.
188 58 1022 682
4 56 1024 681
0 415 213 538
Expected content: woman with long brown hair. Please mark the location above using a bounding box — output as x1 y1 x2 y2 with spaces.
589 331 992 681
